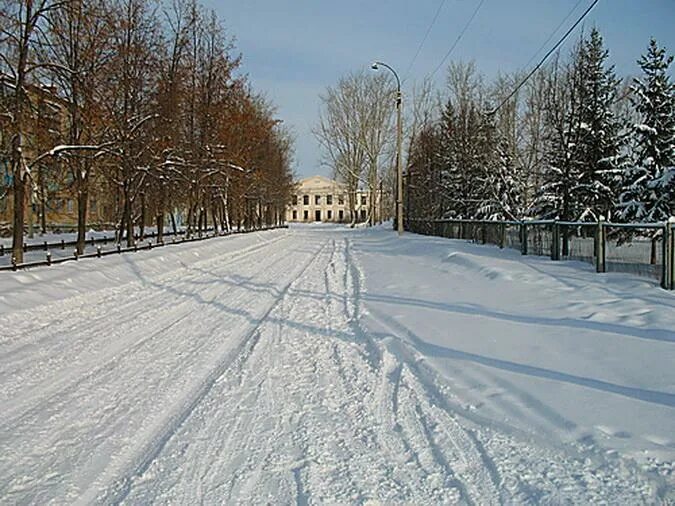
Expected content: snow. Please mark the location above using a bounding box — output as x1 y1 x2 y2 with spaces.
0 224 673 503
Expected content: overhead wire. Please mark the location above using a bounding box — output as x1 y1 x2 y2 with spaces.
402 0 448 83
521 0 585 71
428 0 487 79
489 0 601 115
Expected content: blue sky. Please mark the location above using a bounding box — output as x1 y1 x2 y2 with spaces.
202 0 675 179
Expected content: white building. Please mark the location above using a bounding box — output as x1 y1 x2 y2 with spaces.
286 175 377 223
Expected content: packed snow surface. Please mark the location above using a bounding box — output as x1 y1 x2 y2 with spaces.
0 224 673 503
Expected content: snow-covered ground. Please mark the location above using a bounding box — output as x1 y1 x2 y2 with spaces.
0 224 673 503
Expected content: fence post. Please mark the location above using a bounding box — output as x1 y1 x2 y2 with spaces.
11 256 17 271
97 246 102 258
596 216 606 273
520 222 528 255
481 222 487 244
499 223 506 249
46 251 51 266
662 217 674 290
0 244 4 256
551 220 560 260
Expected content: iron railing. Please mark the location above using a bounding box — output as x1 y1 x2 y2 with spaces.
0 224 287 272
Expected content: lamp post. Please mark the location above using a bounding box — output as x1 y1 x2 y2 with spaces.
371 61 403 236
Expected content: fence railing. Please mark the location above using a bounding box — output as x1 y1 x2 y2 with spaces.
0 224 287 272
0 226 216 256
406 218 675 290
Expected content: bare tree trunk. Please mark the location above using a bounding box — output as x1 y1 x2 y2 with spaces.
124 184 134 247
170 211 177 235
76 190 88 255
12 172 27 264
138 192 146 241
38 166 47 234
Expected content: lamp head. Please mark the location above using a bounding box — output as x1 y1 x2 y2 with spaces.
371 62 379 71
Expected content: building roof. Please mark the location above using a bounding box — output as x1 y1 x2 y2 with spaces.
295 175 344 192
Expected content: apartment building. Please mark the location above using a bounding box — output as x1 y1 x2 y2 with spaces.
286 175 377 223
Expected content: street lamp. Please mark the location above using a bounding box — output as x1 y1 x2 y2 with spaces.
371 61 403 236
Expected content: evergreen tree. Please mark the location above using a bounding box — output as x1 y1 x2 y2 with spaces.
437 98 490 218
534 49 585 221
476 136 524 220
576 28 627 221
619 39 675 222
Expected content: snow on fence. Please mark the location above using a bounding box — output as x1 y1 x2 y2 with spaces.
0 224 288 272
406 217 675 290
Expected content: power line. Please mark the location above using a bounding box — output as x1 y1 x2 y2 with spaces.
522 0 585 71
402 0 448 83
489 0 601 115
429 0 487 80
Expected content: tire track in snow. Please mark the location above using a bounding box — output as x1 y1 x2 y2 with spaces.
358 272 658 503
91 238 331 505
0 235 294 423
0 231 290 359
127 238 341 504
343 237 501 504
0 233 308 503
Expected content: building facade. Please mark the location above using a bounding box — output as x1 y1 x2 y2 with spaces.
286 175 377 223
0 76 115 233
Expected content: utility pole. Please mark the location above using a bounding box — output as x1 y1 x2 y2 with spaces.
372 61 403 236
396 87 403 235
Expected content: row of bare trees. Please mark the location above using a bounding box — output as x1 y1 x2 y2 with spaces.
1 0 294 263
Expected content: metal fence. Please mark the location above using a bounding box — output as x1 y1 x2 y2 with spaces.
0 226 213 256
0 224 288 272
406 218 675 290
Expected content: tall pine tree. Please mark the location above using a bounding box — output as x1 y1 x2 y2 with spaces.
619 39 675 222
576 28 627 221
535 49 585 221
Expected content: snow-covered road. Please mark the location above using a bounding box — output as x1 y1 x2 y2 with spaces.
0 225 673 503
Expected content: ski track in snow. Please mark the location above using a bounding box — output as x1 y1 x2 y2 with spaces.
0 227 669 504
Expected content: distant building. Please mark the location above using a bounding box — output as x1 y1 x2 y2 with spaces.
286 175 379 223
0 76 114 231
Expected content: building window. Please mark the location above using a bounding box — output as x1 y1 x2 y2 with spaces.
90 199 97 213
292 195 298 205
338 195 344 205
303 210 309 220
315 210 321 221
361 195 366 205
303 195 309 205
292 210 297 220
338 210 344 221
67 199 74 213
327 210 332 220
315 195 321 205
326 195 333 205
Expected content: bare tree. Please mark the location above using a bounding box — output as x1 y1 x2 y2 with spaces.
45 0 113 253
103 0 160 246
315 70 395 226
0 0 64 262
